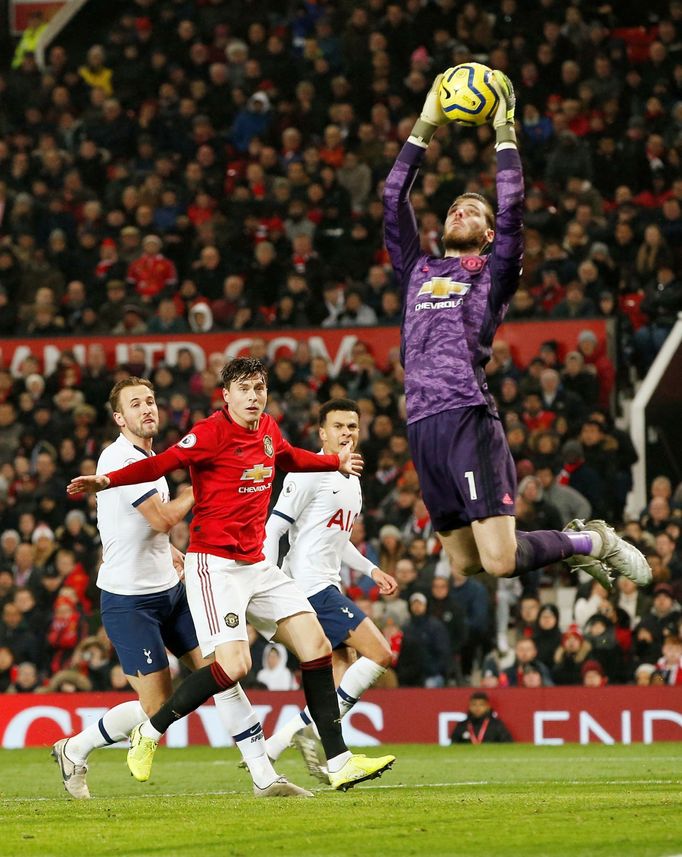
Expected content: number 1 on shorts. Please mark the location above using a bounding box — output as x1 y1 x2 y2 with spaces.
464 470 478 500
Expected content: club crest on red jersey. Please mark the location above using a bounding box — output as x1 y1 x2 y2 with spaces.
263 435 274 457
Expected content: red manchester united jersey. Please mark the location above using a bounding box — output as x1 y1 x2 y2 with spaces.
105 409 340 561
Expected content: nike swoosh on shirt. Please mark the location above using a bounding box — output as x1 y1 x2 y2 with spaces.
332 490 340 494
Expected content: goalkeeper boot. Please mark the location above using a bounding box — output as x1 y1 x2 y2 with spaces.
563 519 614 590
52 738 90 800
127 724 158 782
582 519 652 587
328 753 396 792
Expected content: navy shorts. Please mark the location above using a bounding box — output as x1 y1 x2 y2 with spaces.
308 585 367 649
407 406 517 532
100 582 199 677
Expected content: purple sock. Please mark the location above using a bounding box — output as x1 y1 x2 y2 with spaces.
564 532 594 556
515 530 578 573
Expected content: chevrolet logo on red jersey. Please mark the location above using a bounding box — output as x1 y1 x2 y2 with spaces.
417 276 471 298
241 464 273 483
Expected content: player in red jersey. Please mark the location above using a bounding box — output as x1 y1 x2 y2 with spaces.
68 358 395 791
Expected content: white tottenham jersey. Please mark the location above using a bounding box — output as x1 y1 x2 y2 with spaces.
96 434 177 595
270 465 364 597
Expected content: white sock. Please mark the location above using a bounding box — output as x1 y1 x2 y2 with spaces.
327 750 352 773
336 657 386 717
265 709 313 761
67 700 146 764
265 658 386 760
586 531 603 557
140 720 163 741
214 684 277 788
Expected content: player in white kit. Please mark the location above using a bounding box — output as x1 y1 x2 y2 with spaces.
52 377 310 799
260 399 397 780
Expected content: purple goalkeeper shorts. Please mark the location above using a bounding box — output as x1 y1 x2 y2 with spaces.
407 406 517 532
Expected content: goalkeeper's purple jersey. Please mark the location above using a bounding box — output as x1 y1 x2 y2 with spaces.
383 142 524 425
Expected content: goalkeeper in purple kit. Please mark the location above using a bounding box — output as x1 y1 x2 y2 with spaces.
383 70 651 592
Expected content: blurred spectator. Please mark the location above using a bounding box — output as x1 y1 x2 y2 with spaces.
656 634 682 685
638 582 682 656
533 604 562 669
428 575 468 684
0 601 42 667
634 263 682 376
450 566 491 680
612 574 652 629
7 661 41 693
450 692 513 744
0 645 14 692
515 592 541 640
395 592 451 688
552 623 591 685
558 439 605 518
503 638 554 687
582 612 629 684
41 669 92 693
126 235 178 305
581 658 608 687
256 643 299 691
535 462 591 525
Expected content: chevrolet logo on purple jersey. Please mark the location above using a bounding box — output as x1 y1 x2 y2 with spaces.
417 277 471 298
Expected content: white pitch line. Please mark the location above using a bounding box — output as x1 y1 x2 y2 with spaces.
1 779 681 804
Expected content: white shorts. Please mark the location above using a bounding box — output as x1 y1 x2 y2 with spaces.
184 552 314 657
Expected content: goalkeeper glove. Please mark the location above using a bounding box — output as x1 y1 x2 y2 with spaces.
410 73 448 147
489 70 516 144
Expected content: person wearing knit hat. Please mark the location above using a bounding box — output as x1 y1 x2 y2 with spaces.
552 622 591 685
634 663 657 685
581 658 606 687
561 623 583 646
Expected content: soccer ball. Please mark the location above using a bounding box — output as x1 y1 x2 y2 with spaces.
438 63 499 126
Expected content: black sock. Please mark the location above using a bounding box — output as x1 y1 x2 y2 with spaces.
300 654 347 760
150 662 234 735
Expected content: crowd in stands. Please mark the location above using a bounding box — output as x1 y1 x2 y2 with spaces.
1 0 682 693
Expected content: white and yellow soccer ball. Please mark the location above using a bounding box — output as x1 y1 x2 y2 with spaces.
438 62 499 126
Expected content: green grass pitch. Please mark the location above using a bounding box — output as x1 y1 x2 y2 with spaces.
0 743 681 857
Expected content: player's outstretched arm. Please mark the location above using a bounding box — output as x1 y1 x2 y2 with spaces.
67 474 110 494
337 445 363 477
70 446 187 496
384 73 448 290
486 68 524 311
